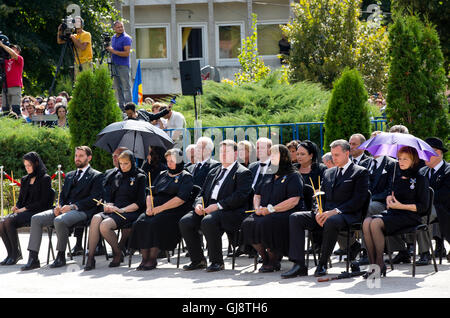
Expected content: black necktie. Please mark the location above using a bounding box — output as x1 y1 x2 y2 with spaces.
214 168 227 186
337 167 343 179
73 169 82 184
353 158 358 165
260 162 267 167
193 163 202 175
429 168 435 181
371 160 377 174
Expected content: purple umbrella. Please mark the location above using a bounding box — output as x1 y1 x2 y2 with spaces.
358 132 438 161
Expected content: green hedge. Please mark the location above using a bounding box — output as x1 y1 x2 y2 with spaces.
0 118 73 177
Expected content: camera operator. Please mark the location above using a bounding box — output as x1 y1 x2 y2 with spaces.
0 41 23 116
106 21 132 112
57 16 93 79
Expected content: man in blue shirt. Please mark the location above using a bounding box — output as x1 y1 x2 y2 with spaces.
107 21 132 111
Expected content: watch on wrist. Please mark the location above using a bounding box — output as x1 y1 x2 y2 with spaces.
267 204 276 213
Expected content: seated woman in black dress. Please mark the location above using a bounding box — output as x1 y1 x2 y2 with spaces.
296 140 327 189
84 150 146 270
362 146 430 277
141 146 167 185
0 152 52 265
130 148 193 270
241 144 304 272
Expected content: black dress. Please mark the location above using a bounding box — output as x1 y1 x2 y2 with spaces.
241 172 304 256
9 174 53 228
99 169 147 227
373 171 429 235
130 170 194 251
141 161 167 185
299 163 327 189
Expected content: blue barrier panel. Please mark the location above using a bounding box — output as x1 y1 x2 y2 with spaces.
164 119 387 155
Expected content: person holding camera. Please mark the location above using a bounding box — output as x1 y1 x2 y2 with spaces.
57 16 93 79
0 41 23 116
107 21 132 111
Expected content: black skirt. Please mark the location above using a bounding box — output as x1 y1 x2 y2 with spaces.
97 211 140 228
241 211 293 256
372 210 421 235
129 203 190 251
4 211 38 228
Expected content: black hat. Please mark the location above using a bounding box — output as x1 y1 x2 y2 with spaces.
425 137 448 153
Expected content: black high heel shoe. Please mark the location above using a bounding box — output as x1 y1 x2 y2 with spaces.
363 265 387 279
84 258 96 271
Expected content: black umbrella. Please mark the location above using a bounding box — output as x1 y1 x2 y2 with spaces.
95 120 174 159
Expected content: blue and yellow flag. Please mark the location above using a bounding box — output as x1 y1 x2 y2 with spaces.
132 60 143 105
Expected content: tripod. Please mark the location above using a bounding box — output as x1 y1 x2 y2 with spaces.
48 36 82 97
99 47 114 78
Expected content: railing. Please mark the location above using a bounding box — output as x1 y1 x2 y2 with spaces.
164 119 388 153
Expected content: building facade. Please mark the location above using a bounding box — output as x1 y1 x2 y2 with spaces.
118 0 293 95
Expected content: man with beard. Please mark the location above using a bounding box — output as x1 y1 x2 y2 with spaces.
22 146 103 270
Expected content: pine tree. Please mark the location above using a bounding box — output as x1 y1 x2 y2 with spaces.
386 15 449 140
324 68 370 151
67 66 122 171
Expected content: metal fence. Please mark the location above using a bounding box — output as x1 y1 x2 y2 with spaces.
165 119 388 153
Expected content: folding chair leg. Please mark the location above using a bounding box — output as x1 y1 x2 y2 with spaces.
47 227 55 265
385 236 394 270
412 232 417 277
102 237 109 261
67 239 73 261
426 231 438 273
177 240 181 269
346 229 351 273
166 251 170 263
82 226 88 266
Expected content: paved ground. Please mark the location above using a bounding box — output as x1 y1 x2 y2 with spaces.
0 233 449 298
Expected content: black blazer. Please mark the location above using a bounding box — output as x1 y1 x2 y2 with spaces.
60 166 104 217
195 162 252 212
103 167 119 203
248 161 272 190
321 162 369 222
16 174 53 213
419 161 450 238
360 156 396 202
187 158 221 187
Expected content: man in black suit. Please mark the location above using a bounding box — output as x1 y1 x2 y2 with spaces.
417 137 450 264
22 146 103 270
187 136 221 187
282 139 369 278
349 133 370 165
248 137 272 191
179 140 253 272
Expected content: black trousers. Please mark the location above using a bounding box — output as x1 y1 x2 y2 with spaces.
288 211 353 266
179 209 243 265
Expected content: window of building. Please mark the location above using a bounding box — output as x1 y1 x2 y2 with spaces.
257 23 285 56
217 24 243 59
136 26 169 60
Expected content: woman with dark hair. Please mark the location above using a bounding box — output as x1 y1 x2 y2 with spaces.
241 144 304 272
286 140 300 165
129 148 194 270
296 140 327 189
84 150 146 270
52 104 69 128
362 146 430 278
0 152 53 265
141 146 167 185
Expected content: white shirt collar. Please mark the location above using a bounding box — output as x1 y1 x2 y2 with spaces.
433 160 444 172
78 164 90 173
222 160 237 171
352 154 364 164
340 159 352 175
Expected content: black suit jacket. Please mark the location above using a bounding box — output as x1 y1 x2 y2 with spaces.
60 166 104 217
321 162 369 223
195 162 252 231
16 174 53 213
353 153 371 167
419 161 450 240
360 156 396 202
248 161 271 190
188 158 221 187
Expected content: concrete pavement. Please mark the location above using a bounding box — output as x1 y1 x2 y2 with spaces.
0 233 449 298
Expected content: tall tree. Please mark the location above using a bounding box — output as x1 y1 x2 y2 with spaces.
386 14 449 140
0 0 122 96
324 68 370 152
